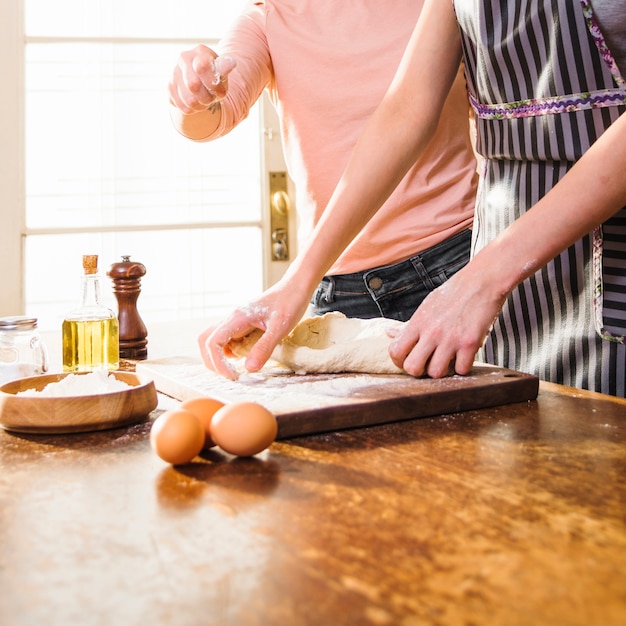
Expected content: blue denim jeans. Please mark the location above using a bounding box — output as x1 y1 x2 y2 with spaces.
310 229 472 322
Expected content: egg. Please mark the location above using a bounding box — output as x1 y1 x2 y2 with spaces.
150 408 205 465
210 402 277 457
180 396 225 448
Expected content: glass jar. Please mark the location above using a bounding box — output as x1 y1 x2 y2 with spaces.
62 255 119 372
0 316 49 384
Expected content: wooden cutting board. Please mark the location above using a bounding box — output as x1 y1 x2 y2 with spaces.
136 357 539 439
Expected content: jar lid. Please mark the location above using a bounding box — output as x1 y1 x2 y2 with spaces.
0 316 38 330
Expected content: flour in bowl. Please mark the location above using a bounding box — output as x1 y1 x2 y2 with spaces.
17 370 132 397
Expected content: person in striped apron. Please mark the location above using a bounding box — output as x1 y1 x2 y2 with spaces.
453 0 626 395
200 0 626 397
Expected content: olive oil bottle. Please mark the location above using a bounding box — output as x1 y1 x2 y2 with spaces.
62 255 120 372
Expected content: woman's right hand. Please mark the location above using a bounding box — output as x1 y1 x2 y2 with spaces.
169 44 236 113
198 281 312 380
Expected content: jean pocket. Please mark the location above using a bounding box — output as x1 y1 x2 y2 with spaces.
441 254 469 280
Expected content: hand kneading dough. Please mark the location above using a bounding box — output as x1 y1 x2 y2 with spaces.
228 312 405 375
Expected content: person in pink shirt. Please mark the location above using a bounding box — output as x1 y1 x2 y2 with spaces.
169 1 477 326
192 0 626 396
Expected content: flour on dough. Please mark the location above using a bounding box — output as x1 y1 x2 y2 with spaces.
228 312 405 375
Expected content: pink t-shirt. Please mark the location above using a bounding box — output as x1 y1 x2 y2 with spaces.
213 0 478 275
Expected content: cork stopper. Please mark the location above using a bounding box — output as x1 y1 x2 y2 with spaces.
82 255 99 275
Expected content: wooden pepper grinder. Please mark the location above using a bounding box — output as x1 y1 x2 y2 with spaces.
107 255 148 360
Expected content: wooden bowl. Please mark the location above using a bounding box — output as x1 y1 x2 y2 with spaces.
0 371 158 434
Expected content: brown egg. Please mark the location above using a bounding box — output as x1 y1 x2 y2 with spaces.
210 402 277 457
150 409 205 465
180 396 225 448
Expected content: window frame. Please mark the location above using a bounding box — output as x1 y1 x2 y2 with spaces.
0 2 25 315
0 2 294 320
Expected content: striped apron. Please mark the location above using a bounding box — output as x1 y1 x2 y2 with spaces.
454 0 626 396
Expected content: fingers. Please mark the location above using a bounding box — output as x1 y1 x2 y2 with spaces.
450 347 476 376
197 325 239 380
197 326 216 369
212 55 237 83
196 303 275 379
169 46 236 113
389 317 478 379
207 336 240 380
390 332 457 379
169 46 214 112
242 317 290 373
210 313 264 380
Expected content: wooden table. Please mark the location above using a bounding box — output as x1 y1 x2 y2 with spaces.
1 343 625 625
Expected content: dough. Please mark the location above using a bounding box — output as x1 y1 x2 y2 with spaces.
228 312 405 375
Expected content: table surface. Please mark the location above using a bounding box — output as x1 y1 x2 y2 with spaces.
1 325 626 626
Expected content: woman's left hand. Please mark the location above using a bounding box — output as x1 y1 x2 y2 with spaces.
388 261 507 377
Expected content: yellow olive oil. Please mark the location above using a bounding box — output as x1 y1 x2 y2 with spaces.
62 318 119 372
62 255 120 372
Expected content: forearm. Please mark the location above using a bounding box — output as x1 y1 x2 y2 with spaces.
476 111 626 297
282 104 438 295
283 0 464 295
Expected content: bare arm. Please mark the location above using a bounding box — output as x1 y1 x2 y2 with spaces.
282 0 464 297
201 0 465 377
389 109 626 378
168 4 273 142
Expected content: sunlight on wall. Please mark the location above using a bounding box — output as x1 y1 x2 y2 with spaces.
23 1 262 331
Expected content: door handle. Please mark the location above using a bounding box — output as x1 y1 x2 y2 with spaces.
269 172 291 262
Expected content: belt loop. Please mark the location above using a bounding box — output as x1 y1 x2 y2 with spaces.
325 277 335 304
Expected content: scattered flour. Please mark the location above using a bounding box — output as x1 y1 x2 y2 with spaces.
137 356 471 415
17 370 132 397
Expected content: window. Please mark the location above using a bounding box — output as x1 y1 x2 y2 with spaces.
1 1 291 332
